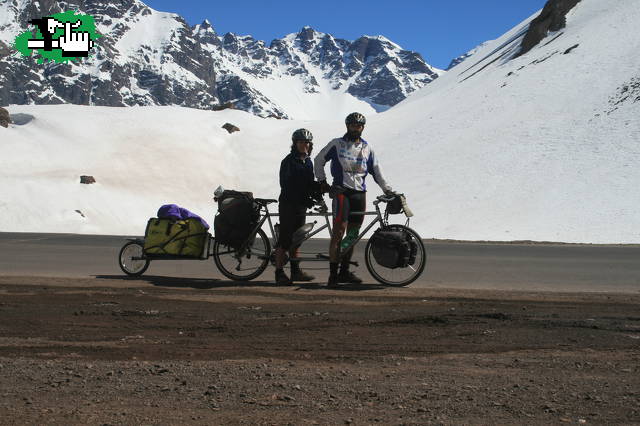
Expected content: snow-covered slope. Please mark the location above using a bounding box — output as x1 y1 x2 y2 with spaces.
445 42 490 71
370 0 640 243
1 0 639 243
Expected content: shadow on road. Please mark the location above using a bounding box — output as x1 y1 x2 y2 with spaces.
95 275 386 291
96 275 233 290
292 282 387 291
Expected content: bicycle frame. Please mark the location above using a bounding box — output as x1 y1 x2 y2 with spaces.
248 198 394 264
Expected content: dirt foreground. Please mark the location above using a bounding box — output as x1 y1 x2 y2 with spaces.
0 275 639 425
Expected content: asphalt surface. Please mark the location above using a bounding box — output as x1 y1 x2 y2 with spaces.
0 232 639 293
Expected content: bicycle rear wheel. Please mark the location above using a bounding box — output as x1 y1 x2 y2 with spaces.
364 225 426 287
213 229 270 281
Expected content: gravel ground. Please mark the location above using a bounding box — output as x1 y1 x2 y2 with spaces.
0 276 639 425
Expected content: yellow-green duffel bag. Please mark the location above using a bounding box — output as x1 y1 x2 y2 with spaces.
143 218 208 257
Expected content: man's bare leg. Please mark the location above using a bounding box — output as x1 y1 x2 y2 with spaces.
328 221 347 287
338 224 363 283
329 221 347 263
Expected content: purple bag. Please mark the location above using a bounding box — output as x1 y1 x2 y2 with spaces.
157 204 210 230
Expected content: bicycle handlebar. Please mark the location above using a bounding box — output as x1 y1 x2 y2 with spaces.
310 193 414 218
374 194 398 204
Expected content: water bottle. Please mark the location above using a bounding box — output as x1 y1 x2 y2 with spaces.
340 228 359 251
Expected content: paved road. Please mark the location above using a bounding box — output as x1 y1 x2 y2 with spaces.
0 232 639 293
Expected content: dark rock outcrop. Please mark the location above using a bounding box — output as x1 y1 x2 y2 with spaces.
517 0 582 57
606 77 640 114
222 123 239 134
211 102 235 111
0 107 10 128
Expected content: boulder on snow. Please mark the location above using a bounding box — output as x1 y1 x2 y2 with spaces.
9 113 35 126
517 0 582 57
563 44 579 54
80 175 96 184
0 107 11 128
222 123 240 134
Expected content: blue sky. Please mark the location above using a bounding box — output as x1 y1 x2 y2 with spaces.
143 0 546 69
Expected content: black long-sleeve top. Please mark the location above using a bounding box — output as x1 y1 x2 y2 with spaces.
279 151 315 205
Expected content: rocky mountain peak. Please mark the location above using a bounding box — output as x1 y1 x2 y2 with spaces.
297 26 316 40
0 0 443 119
194 19 219 45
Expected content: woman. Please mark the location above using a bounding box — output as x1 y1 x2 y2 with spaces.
274 128 317 285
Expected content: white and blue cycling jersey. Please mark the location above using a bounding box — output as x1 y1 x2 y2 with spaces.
314 136 392 193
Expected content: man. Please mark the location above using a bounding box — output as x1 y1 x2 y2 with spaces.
274 128 318 285
314 112 394 287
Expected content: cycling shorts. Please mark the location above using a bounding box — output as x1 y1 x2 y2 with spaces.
332 189 366 227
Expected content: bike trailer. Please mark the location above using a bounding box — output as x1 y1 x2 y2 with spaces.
143 218 209 258
369 228 418 269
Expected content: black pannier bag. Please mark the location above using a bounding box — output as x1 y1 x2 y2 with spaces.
370 228 418 269
406 233 419 266
214 190 259 249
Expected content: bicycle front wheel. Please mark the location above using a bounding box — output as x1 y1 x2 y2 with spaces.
365 225 426 287
213 228 271 281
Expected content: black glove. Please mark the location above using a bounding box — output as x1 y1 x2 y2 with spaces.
304 196 315 208
308 181 323 205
